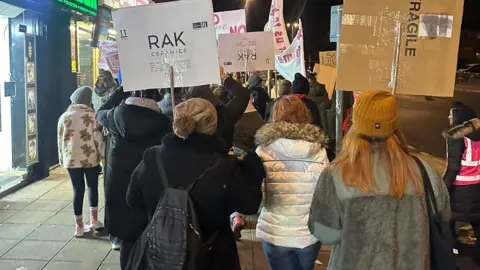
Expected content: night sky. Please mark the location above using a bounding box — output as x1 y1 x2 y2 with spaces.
209 0 480 64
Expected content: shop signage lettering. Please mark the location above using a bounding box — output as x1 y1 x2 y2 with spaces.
57 0 98 16
405 0 421 57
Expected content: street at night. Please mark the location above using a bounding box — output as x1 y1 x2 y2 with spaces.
399 86 480 158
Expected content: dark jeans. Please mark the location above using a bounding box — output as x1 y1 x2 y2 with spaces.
262 241 321 270
120 240 136 270
67 166 101 216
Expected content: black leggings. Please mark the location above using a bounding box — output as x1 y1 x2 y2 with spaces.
67 166 101 216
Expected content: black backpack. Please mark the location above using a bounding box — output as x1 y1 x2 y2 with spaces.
126 153 218 270
412 156 458 270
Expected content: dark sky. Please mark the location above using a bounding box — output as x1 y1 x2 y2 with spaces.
211 0 480 63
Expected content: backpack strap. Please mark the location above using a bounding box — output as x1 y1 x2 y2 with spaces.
155 149 170 188
412 156 440 217
155 149 217 191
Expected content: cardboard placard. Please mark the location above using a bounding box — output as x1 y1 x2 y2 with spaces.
319 51 336 68
218 32 275 73
336 0 464 97
113 0 220 91
214 10 246 38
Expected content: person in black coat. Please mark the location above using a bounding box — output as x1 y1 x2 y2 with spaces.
444 102 480 247
264 80 291 121
289 73 322 127
248 75 270 118
96 88 172 269
186 78 250 151
127 98 265 270
308 72 332 132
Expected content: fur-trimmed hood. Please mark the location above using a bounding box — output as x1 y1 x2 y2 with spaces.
255 121 328 147
445 118 480 140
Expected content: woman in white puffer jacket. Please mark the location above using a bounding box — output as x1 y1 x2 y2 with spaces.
255 96 329 270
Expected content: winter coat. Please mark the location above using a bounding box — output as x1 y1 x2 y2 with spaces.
96 90 171 241
249 86 270 118
255 121 328 249
309 154 451 270
445 130 480 222
233 103 265 153
127 132 266 270
157 92 183 120
92 85 116 112
215 78 250 150
57 104 103 168
309 82 331 132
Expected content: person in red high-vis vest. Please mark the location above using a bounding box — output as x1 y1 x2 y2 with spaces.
444 102 480 250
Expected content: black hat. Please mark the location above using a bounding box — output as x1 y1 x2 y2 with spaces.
291 73 309 95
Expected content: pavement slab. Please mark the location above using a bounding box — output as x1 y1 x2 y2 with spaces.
0 259 48 270
2 240 66 260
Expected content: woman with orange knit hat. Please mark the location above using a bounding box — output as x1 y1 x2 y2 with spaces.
308 90 452 269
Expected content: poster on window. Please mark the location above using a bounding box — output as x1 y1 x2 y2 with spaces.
98 41 120 77
214 9 246 38
113 0 220 91
218 32 275 73
24 34 39 166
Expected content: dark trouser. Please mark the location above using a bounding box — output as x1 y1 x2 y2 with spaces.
67 166 100 216
120 240 136 270
262 241 321 270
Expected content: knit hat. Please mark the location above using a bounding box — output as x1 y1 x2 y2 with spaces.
248 75 263 88
173 98 218 139
186 85 219 106
352 90 398 137
70 86 92 105
291 73 309 95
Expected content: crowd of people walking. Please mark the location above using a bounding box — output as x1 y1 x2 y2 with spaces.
57 69 479 269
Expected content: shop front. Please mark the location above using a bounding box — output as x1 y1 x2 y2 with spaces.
0 1 46 193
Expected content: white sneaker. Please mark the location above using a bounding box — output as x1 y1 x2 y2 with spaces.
88 220 104 230
74 224 91 237
111 242 121 250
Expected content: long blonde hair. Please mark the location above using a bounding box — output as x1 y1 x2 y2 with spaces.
334 128 421 198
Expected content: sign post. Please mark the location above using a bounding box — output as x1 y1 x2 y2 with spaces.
331 5 344 155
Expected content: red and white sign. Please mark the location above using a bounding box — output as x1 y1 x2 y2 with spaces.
275 21 305 81
119 0 150 7
213 9 246 38
266 0 290 55
98 41 120 77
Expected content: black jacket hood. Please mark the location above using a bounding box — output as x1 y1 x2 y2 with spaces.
113 105 171 140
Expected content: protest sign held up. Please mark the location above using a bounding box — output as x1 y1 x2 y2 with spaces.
214 10 246 38
112 0 220 91
218 32 275 73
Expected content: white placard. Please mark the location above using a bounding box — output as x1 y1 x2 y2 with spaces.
112 0 221 91
214 10 246 38
218 32 275 73
275 21 306 82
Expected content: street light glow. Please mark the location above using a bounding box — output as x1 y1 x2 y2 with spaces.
287 23 291 27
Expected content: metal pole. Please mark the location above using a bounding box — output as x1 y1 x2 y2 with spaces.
335 6 344 156
170 65 175 112
391 21 402 95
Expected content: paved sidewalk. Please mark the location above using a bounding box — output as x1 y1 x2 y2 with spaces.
0 169 330 270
